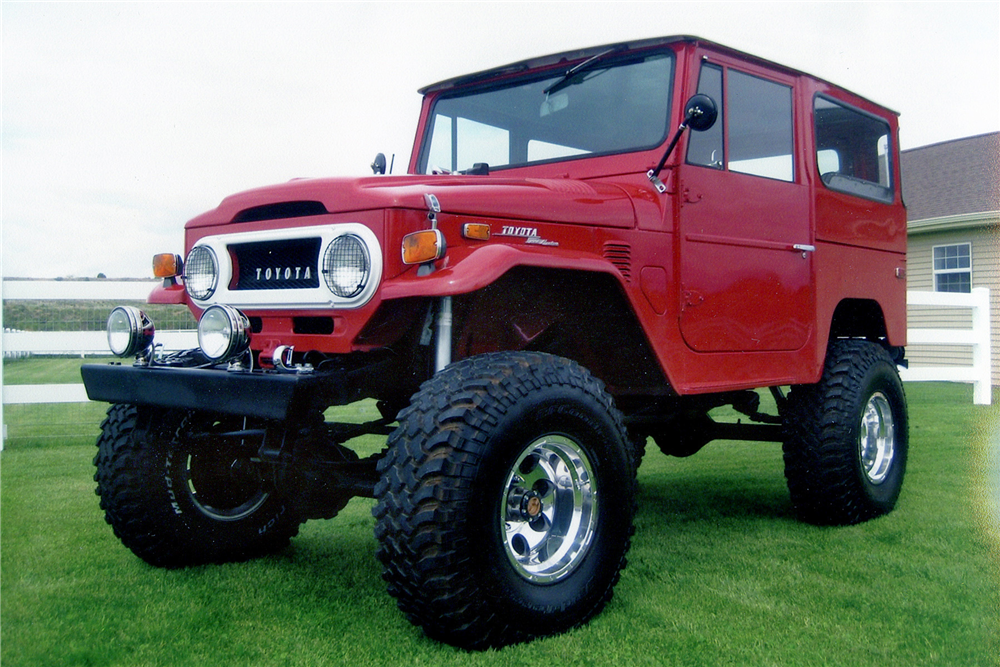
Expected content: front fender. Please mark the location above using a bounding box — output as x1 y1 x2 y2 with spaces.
147 282 187 305
379 244 623 300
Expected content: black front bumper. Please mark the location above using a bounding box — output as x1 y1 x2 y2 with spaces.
81 363 356 421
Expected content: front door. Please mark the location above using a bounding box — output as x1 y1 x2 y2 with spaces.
678 57 814 353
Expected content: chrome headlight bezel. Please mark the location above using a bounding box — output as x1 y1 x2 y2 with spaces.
107 306 155 358
322 234 371 298
197 304 252 362
184 245 219 301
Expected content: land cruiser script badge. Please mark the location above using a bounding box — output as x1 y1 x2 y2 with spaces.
498 226 559 247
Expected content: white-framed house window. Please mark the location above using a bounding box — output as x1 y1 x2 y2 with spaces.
933 243 972 292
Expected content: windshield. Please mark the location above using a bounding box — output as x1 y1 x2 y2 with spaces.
418 52 674 174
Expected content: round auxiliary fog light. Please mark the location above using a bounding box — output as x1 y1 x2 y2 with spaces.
198 304 252 362
107 306 155 358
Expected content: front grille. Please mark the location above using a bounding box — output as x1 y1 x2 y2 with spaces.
230 238 321 290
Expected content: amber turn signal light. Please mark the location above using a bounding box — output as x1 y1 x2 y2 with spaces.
402 229 446 265
462 223 491 241
153 253 183 278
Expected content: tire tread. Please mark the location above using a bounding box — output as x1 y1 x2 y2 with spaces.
373 352 636 649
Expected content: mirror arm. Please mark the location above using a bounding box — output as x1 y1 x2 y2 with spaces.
647 123 689 193
647 94 718 194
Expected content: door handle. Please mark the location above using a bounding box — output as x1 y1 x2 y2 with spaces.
792 244 815 258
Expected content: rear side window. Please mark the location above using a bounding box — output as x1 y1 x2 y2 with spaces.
814 96 893 203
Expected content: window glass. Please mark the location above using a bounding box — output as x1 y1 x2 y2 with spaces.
456 118 510 169
814 97 893 202
817 148 840 173
425 114 453 172
420 53 674 173
728 71 794 181
527 139 589 162
687 64 724 169
426 116 512 172
686 65 794 181
933 243 972 293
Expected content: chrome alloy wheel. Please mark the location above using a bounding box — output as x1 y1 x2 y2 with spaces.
859 391 896 485
501 435 598 584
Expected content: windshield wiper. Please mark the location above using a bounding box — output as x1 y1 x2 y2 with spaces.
542 46 626 96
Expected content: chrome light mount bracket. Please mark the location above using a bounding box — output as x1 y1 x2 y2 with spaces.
271 345 314 375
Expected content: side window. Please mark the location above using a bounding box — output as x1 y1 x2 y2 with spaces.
814 97 893 203
728 71 794 181
686 64 794 182
687 64 723 168
933 243 972 293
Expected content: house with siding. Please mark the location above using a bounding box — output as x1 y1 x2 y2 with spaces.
901 131 999 385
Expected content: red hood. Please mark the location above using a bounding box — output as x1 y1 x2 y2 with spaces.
186 175 637 229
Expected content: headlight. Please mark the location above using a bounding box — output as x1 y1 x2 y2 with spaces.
184 245 219 300
322 235 370 298
198 304 251 362
107 306 155 358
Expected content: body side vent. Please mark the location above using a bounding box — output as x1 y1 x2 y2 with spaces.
602 242 632 282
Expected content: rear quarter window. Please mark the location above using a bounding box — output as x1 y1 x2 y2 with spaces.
814 96 894 203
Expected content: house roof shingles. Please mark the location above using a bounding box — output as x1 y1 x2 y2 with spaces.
901 131 1000 222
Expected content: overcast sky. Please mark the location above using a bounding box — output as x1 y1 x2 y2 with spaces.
2 1 998 279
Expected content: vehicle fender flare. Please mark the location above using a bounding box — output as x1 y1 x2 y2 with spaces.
379 243 625 300
147 282 187 305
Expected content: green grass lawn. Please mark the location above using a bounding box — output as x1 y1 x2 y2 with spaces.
3 356 119 385
2 364 997 666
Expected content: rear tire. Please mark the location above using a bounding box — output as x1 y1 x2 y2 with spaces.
783 340 908 525
373 352 636 649
94 404 300 567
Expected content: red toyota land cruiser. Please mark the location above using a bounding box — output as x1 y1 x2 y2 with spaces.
82 36 908 649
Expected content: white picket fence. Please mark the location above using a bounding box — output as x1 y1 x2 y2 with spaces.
898 287 992 405
2 279 196 405
1 281 993 405
2 328 198 359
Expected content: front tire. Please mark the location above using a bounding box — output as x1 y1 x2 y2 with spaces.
93 404 300 568
783 340 909 525
373 352 636 649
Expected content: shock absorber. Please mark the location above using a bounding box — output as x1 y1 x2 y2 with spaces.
435 296 453 372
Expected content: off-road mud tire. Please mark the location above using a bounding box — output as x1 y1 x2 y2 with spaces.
372 352 637 649
783 340 908 525
93 404 300 568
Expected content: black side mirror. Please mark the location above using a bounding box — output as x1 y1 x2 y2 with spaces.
683 94 718 132
647 94 720 193
371 153 387 175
